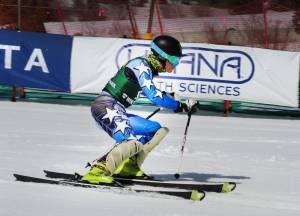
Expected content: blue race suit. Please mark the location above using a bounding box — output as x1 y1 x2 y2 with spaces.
91 57 179 144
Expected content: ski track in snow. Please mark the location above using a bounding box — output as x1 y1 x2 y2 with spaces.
0 101 300 216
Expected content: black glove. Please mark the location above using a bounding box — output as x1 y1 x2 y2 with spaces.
174 102 189 113
174 101 198 114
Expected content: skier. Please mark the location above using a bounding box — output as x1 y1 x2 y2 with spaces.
82 35 194 184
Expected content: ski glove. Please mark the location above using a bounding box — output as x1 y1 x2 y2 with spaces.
174 102 188 113
174 102 198 114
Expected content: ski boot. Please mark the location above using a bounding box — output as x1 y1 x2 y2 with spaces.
113 156 153 179
81 161 114 184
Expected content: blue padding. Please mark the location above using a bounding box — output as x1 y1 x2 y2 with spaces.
0 30 72 92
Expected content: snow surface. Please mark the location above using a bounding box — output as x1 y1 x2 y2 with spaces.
0 101 300 216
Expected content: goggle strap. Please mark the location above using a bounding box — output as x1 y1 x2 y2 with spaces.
150 42 180 67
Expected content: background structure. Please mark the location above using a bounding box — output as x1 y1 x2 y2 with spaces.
1 0 300 117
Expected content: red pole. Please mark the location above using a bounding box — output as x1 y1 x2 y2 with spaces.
147 0 156 34
155 0 164 35
143 0 155 39
222 16 227 32
19 86 25 98
224 100 231 117
54 0 68 35
224 39 232 117
262 0 269 48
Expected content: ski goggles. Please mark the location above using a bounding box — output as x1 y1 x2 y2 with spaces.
150 42 181 67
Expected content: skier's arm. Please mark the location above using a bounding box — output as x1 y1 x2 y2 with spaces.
127 59 179 110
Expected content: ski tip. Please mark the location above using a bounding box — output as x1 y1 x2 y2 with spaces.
13 173 26 181
221 182 237 193
13 173 20 179
190 190 205 201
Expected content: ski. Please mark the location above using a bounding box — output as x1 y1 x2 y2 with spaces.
13 174 205 201
44 170 236 193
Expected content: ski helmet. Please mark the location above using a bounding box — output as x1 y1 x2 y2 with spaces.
150 35 182 67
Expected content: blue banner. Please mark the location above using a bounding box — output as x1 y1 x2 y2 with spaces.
0 30 72 91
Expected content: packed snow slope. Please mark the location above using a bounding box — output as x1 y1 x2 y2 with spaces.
0 101 300 216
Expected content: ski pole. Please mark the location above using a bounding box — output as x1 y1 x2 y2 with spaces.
146 107 161 119
174 101 200 179
174 110 193 179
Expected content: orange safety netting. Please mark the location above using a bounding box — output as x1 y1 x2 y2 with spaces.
1 1 300 51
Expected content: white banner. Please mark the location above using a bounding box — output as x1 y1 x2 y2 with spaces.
71 37 300 107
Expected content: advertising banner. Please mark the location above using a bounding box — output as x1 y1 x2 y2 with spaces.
1 31 298 107
72 37 300 107
0 30 72 91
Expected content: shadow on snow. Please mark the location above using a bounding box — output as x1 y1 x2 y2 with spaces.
153 172 251 183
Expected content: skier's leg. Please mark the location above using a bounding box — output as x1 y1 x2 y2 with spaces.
82 92 143 183
105 139 143 175
113 114 169 178
82 139 143 183
128 114 169 165
127 114 162 144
